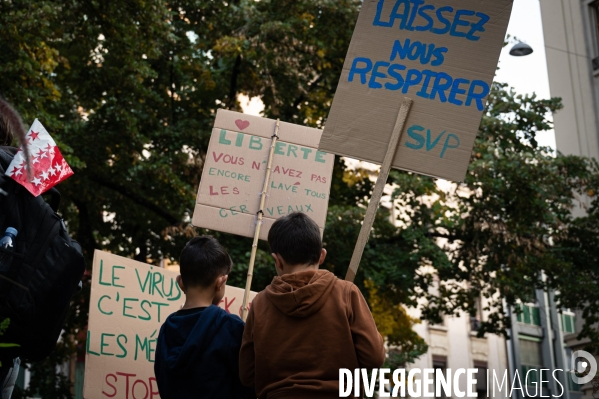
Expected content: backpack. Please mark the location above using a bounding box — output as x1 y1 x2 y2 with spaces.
0 146 85 362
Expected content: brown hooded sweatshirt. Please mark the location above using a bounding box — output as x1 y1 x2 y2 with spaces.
239 269 385 399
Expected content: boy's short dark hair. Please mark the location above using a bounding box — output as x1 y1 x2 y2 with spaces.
179 236 232 288
267 212 322 266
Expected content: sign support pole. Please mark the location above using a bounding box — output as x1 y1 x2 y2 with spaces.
241 119 280 321
345 98 413 283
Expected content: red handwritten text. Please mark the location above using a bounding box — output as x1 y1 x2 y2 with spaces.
212 152 245 165
102 372 159 399
272 166 302 178
310 174 327 183
209 186 240 196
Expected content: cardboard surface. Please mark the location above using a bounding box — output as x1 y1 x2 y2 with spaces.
320 0 513 181
193 109 335 239
84 250 257 399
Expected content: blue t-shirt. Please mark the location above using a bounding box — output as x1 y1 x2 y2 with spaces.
155 305 254 399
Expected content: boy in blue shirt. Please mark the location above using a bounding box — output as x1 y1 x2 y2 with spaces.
155 236 253 399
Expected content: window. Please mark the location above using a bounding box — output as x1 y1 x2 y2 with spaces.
519 338 547 389
474 361 488 399
520 339 542 368
516 304 541 326
592 1 599 48
560 312 576 334
433 356 448 399
565 348 583 392
470 297 484 333
430 316 446 328
591 1 599 70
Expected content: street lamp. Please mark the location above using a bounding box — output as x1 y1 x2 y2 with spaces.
509 41 534 56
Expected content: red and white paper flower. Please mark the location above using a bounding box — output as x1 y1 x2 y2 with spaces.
5 119 74 197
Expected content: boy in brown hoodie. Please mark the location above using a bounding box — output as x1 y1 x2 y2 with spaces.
239 212 385 398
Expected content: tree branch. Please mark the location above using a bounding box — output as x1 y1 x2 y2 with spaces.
427 232 461 242
283 74 324 121
71 198 98 263
89 174 180 225
227 54 242 109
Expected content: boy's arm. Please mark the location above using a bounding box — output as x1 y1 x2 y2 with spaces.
348 284 386 369
238 305 256 388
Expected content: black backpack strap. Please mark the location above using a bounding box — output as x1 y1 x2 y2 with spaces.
0 147 16 173
42 188 61 213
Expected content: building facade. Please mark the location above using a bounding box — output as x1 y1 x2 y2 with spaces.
539 1 599 398
540 0 599 162
407 298 511 399
505 289 582 399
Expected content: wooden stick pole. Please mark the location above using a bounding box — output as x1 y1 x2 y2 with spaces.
241 119 280 321
345 98 413 283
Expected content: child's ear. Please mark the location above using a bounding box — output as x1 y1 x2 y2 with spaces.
216 274 228 291
176 275 185 294
271 253 283 270
318 248 327 265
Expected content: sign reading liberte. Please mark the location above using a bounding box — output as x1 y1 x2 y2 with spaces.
320 0 513 181
193 109 335 239
84 250 257 399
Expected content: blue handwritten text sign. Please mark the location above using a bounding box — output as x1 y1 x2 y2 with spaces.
320 0 514 182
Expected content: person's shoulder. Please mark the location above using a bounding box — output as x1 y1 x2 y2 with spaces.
327 274 356 299
0 146 16 155
328 273 352 286
217 313 246 343
324 276 368 316
215 306 245 330
162 310 179 325
156 312 178 338
251 289 267 302
246 289 269 310
0 146 16 168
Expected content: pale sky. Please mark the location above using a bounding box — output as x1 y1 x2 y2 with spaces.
495 0 556 149
242 0 556 148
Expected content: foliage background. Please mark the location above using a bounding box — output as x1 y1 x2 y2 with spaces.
0 0 598 397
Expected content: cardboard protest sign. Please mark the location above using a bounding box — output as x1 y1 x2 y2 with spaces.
84 250 257 399
320 0 513 181
192 109 335 239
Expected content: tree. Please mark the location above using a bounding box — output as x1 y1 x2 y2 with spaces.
382 84 599 348
1 0 599 397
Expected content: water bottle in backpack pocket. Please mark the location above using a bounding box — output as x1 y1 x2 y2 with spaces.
0 227 18 273
0 227 26 296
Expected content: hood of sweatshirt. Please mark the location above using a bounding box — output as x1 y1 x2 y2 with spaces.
264 269 337 318
158 305 233 372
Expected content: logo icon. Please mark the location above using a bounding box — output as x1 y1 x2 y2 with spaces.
570 350 598 385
